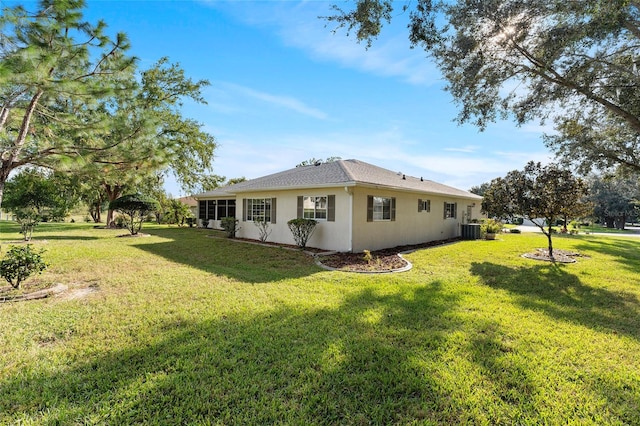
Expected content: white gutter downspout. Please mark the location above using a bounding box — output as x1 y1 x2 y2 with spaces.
345 186 353 252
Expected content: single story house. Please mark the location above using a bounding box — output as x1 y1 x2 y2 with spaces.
193 159 483 252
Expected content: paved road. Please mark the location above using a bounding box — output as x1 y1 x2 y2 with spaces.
515 225 640 238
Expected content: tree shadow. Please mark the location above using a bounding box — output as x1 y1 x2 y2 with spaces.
0 283 468 424
573 237 640 274
469 262 640 340
2 276 637 424
133 227 321 283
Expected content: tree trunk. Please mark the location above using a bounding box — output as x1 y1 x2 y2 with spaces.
0 178 5 211
546 224 554 259
605 216 615 228
104 183 124 227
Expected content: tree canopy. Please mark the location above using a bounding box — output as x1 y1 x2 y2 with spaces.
482 162 590 257
3 168 80 221
325 1 640 173
0 0 218 216
0 0 135 207
77 57 217 225
588 174 640 229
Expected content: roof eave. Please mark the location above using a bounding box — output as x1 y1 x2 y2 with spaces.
355 182 482 200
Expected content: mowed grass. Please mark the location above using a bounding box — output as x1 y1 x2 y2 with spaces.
0 221 639 425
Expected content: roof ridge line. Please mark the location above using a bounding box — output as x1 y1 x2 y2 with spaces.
337 159 357 182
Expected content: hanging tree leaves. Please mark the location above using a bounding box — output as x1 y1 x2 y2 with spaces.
325 1 640 173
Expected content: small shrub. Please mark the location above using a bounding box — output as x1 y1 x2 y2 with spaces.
15 208 39 241
509 228 521 234
0 245 48 289
287 218 318 249
481 219 503 234
221 217 240 238
254 219 272 242
363 250 373 264
114 215 126 228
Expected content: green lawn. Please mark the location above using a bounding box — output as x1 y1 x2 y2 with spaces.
0 221 639 425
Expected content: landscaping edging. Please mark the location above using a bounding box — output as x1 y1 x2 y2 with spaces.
314 252 413 274
0 283 67 303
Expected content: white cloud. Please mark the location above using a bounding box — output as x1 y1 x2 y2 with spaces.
205 126 549 191
206 82 328 119
213 1 440 86
442 145 480 153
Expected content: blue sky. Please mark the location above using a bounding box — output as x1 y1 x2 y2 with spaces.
80 0 554 196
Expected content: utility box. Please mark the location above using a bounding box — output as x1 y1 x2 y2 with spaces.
461 223 481 240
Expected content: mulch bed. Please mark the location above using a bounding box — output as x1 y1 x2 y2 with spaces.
217 234 462 273
319 237 461 272
522 248 585 263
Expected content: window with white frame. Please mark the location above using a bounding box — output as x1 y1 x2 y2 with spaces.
419 199 431 212
246 198 271 222
303 196 327 220
444 202 457 219
373 196 392 221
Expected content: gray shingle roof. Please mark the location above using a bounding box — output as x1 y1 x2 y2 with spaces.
194 159 481 200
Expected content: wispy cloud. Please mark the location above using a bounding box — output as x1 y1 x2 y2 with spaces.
208 82 328 119
213 1 440 86
442 145 480 153
208 125 550 191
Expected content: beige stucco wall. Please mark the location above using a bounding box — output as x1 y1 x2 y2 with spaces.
236 188 353 252
350 187 482 252
198 186 482 252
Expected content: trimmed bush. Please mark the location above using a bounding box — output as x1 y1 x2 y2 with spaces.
287 218 317 249
109 194 159 235
221 217 240 238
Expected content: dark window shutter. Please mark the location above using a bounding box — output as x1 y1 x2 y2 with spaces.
271 198 277 223
454 202 457 219
418 199 423 212
367 196 373 222
327 195 335 222
199 201 206 219
444 202 447 219
391 197 396 221
297 196 303 219
242 198 247 222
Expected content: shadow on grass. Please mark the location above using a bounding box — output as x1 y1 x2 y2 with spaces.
574 237 640 274
133 226 321 283
0 221 101 242
0 284 471 424
470 262 640 340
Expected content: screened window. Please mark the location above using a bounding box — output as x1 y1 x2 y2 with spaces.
373 197 392 221
303 196 327 220
419 199 431 212
444 202 457 219
207 200 216 220
217 199 236 219
246 198 271 222
199 199 236 220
